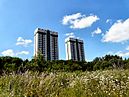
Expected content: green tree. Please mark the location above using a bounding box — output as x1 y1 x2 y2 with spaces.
33 51 46 72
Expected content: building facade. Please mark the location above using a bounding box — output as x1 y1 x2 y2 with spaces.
34 28 58 61
65 37 85 61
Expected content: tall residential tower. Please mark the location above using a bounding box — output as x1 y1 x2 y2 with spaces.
34 28 58 61
65 37 85 61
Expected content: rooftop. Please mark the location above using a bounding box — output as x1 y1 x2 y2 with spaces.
34 28 58 35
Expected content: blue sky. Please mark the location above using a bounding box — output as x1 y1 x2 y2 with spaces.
0 0 129 61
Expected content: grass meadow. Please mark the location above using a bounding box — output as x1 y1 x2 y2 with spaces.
0 70 129 97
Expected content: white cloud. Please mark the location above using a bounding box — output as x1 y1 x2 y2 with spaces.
62 13 82 25
65 32 74 36
16 51 29 56
65 32 75 38
1 49 15 56
62 13 99 29
115 51 129 57
16 37 32 47
106 19 110 23
1 49 29 57
92 27 102 37
102 18 129 43
106 19 112 24
107 45 129 57
65 32 80 39
106 51 129 57
106 51 113 55
126 46 129 50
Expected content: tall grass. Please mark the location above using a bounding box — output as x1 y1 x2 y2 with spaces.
0 70 129 97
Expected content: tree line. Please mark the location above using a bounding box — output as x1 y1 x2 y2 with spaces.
0 54 129 73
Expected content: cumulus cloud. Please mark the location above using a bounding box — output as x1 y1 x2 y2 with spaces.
16 37 32 47
107 51 129 57
62 13 81 25
65 32 74 36
92 27 102 37
62 13 99 29
1 49 29 57
115 51 129 57
1 49 15 56
65 32 75 38
102 18 129 43
65 32 80 39
16 51 29 56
